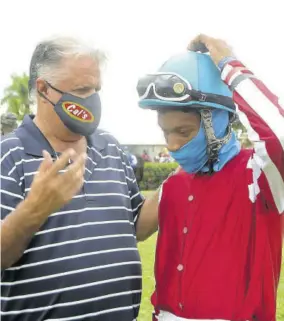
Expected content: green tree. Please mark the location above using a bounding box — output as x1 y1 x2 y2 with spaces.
1 73 31 121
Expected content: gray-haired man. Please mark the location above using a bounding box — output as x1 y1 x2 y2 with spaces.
1 36 158 321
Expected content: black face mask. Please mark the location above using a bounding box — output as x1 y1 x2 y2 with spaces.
38 82 101 136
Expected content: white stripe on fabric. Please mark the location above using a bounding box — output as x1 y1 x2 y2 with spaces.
0 137 20 145
94 167 124 172
238 109 284 213
44 304 140 321
132 201 144 213
0 204 15 211
85 179 127 185
246 155 261 203
130 192 141 201
126 176 135 183
227 70 242 86
133 215 139 223
24 234 135 253
0 189 24 200
6 248 138 271
0 175 17 183
85 167 92 174
98 132 112 136
0 276 142 300
89 146 121 160
22 179 129 189
72 193 130 200
2 261 141 286
235 78 284 150
221 64 233 81
107 143 128 157
0 147 24 163
1 290 142 315
50 206 132 218
23 171 38 177
87 156 97 166
36 220 133 235
122 162 133 170
8 158 43 176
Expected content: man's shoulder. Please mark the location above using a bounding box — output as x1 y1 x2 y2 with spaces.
93 129 121 146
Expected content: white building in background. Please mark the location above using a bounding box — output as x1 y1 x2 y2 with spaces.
122 143 166 161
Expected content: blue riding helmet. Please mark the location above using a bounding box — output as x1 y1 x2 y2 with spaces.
137 51 235 115
136 51 241 174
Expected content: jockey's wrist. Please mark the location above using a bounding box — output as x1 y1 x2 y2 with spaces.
218 56 237 71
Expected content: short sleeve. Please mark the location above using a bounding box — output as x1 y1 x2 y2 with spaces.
98 131 145 226
129 175 145 225
120 152 145 225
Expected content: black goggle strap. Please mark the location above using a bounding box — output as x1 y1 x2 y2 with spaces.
188 89 235 111
200 109 232 174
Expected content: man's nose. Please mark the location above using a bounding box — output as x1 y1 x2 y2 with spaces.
166 135 181 152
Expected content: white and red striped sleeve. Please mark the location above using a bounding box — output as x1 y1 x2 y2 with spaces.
222 61 284 214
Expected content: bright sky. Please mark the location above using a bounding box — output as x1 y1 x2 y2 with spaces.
0 0 283 144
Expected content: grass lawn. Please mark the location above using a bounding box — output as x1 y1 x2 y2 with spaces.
138 192 284 321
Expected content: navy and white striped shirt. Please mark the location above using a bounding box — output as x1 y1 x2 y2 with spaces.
1 115 144 321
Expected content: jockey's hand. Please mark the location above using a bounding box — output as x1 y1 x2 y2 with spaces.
187 34 235 66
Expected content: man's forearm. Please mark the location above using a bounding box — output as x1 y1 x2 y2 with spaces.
136 189 160 242
1 199 49 269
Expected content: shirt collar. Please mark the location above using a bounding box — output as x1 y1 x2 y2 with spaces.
16 115 107 157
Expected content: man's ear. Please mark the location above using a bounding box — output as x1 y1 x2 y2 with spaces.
36 78 49 96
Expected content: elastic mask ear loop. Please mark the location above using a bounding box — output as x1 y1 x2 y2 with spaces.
200 109 232 174
45 81 64 95
37 90 56 106
37 81 64 106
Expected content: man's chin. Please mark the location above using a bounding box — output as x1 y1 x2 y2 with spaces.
60 126 84 142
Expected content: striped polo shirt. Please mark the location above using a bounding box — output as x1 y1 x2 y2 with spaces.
1 115 144 321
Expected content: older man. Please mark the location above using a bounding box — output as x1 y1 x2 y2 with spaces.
1 36 158 321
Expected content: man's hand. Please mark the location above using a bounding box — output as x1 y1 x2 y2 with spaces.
188 34 235 66
1 148 86 269
26 149 86 216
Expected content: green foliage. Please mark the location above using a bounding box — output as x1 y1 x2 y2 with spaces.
232 119 252 148
139 162 178 191
1 73 31 121
232 118 246 133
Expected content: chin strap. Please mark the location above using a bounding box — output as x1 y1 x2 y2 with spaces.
200 109 232 174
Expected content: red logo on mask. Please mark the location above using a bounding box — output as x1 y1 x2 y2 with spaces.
62 102 94 122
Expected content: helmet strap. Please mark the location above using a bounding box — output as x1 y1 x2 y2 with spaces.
200 109 232 174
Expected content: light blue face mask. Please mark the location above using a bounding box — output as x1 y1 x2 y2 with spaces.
169 110 241 174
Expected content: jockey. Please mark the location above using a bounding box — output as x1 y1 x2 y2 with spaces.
136 35 284 321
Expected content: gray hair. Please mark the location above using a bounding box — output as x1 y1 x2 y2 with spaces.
28 36 106 101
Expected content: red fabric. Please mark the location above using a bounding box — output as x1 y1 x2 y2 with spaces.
152 156 282 320
152 62 284 321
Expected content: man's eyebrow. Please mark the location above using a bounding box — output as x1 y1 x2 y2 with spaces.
160 125 194 133
72 85 101 93
173 125 196 131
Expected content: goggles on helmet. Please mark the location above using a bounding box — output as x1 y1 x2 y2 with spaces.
136 72 235 111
